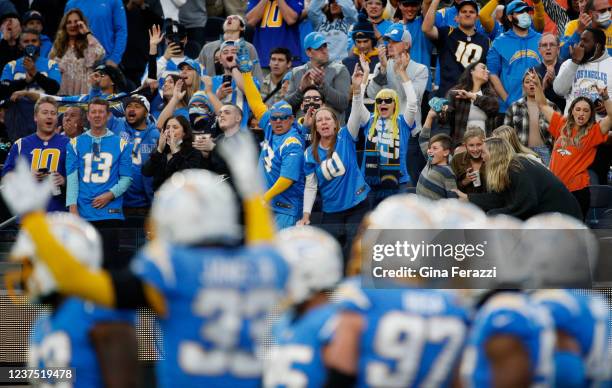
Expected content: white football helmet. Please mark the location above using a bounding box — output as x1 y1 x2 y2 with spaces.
368 194 436 229
277 226 343 304
9 212 102 301
431 199 487 229
151 169 240 244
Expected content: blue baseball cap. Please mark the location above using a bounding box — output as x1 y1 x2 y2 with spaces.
383 23 412 46
505 0 532 14
178 59 203 75
455 0 479 11
269 101 293 116
304 32 327 50
189 91 213 111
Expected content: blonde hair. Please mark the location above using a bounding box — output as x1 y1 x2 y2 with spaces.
492 125 539 159
368 89 400 141
463 126 486 144
484 137 522 192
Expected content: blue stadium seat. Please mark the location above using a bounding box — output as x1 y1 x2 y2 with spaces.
586 185 612 228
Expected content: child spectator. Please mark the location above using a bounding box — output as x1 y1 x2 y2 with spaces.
416 133 458 200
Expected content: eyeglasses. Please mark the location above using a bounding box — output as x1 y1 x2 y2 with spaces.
376 98 394 104
270 115 291 121
303 96 322 102
597 6 612 12
538 42 558 48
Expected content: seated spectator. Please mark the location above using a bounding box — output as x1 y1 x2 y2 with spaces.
198 15 264 82
492 124 543 162
454 137 583 220
443 62 498 146
50 8 105 95
261 48 293 109
21 11 52 58
349 53 418 205
59 106 85 138
285 32 351 124
0 11 21 72
535 71 611 217
343 13 380 77
451 127 487 194
2 96 68 211
308 0 358 62
535 32 566 112
416 133 458 200
504 70 559 166
142 115 203 191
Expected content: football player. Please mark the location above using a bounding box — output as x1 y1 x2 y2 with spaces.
1 133 288 387
6 212 137 387
264 226 344 388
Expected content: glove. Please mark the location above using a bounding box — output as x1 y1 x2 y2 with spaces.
237 40 253 73
217 132 263 197
1 157 53 216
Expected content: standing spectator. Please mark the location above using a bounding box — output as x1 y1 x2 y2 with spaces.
261 47 292 108
416 133 458 200
535 71 611 218
478 0 546 35
422 0 489 97
246 0 305 67
142 115 203 191
2 96 68 211
65 0 127 67
487 0 542 117
120 0 162 88
554 28 612 117
396 0 434 82
505 70 559 165
198 15 264 82
59 106 85 138
21 11 52 58
153 20 191 82
66 97 132 223
0 10 21 72
308 0 358 62
561 0 612 59
363 0 393 39
451 126 487 194
50 9 105 96
286 32 351 123
178 0 208 58
437 0 503 37
535 32 565 112
343 13 380 75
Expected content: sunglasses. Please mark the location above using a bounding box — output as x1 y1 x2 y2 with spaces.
376 98 394 104
270 115 291 121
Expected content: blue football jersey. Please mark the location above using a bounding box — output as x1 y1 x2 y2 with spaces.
131 241 290 388
66 131 132 221
460 292 556 388
337 279 470 387
259 111 305 218
265 304 338 388
212 75 260 129
29 298 135 388
532 289 611 386
304 127 369 213
3 132 69 212
1 56 61 91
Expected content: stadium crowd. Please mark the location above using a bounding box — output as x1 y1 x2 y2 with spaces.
0 0 611 387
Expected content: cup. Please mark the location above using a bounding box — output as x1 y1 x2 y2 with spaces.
471 170 481 187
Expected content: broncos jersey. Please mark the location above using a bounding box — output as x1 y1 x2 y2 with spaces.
66 131 132 221
460 292 556 388
337 279 470 387
29 298 135 388
265 304 338 388
532 289 611 386
131 241 290 388
259 110 305 218
3 132 69 212
304 127 369 213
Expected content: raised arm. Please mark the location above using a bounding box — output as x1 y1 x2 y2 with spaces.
348 62 371 139
246 0 269 27
422 0 440 40
532 0 546 33
308 0 327 28
597 86 612 135
395 52 418 126
156 79 186 130
278 0 300 25
532 69 554 122
479 0 499 33
236 70 268 121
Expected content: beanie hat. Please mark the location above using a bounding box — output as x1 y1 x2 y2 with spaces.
352 12 376 42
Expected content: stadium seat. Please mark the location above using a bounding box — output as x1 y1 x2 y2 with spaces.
586 185 612 228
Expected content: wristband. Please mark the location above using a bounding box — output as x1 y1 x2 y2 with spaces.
603 94 610 101
85 31 92 36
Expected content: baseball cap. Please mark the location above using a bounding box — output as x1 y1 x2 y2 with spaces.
124 94 150 112
505 0 533 14
400 0 421 5
383 23 412 46
94 63 126 91
23 10 43 24
269 101 293 117
164 20 187 38
303 32 327 50
189 91 214 111
178 59 203 75
220 39 238 51
455 0 479 11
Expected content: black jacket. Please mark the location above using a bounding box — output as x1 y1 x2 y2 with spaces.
468 157 583 220
141 145 204 191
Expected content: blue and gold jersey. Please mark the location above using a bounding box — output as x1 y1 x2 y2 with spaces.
66 130 132 221
3 132 69 212
304 127 369 213
131 241 289 388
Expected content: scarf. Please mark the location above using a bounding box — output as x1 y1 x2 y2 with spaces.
364 117 401 188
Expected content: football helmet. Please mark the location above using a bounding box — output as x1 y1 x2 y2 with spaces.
151 169 240 245
277 226 343 304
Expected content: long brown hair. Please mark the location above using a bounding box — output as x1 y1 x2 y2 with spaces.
310 107 340 163
484 137 524 192
50 9 90 59
559 97 596 148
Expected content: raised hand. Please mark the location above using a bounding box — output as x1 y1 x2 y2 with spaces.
570 42 585 64
352 62 365 94
173 79 186 101
76 20 90 35
217 133 263 197
359 54 370 81
1 158 54 216
149 24 164 47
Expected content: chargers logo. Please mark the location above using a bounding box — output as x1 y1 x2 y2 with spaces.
508 50 541 65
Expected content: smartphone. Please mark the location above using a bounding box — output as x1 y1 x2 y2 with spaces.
193 131 205 142
222 75 232 86
38 168 49 175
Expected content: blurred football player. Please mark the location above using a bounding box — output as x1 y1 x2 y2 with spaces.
326 195 471 387
1 133 288 387
264 226 343 388
6 212 137 388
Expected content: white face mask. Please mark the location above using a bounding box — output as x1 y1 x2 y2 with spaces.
516 13 532 29
597 10 611 26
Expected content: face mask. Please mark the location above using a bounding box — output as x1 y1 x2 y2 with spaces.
24 44 40 58
189 106 210 116
516 13 532 29
597 10 611 26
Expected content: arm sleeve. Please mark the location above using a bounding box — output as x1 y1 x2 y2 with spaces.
552 59 577 97
467 191 506 211
339 0 358 24
410 65 428 103
479 0 499 33
65 142 79 206
1 142 19 176
109 175 132 198
366 63 385 98
419 126 431 156
319 65 351 114
243 72 268 121
141 149 164 177
402 80 418 126
487 165 539 217
264 176 294 202
109 0 128 64
486 45 501 76
308 0 327 28
303 172 318 214
474 93 500 115
533 1 546 32
347 87 371 138
33 72 60 95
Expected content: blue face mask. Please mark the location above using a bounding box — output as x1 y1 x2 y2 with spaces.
516 13 532 29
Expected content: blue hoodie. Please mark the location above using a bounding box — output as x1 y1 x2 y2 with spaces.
487 28 542 112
